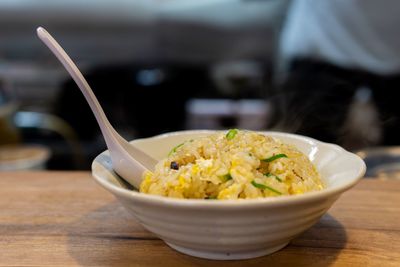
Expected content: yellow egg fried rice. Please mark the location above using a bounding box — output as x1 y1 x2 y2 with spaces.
140 130 324 199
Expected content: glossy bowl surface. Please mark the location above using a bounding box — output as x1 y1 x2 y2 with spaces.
92 130 366 260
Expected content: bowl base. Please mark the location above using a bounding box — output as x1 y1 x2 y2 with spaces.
166 242 289 260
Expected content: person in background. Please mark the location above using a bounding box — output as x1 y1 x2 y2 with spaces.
272 0 400 150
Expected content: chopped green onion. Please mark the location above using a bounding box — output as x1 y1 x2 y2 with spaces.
264 173 283 182
205 196 217 200
251 180 282 195
226 129 238 140
168 142 184 156
220 173 232 182
262 153 288 162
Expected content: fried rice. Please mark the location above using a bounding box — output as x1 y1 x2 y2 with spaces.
140 129 324 200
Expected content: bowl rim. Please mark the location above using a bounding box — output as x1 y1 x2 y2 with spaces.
92 130 366 209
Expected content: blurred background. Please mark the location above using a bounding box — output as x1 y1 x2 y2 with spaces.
0 0 399 177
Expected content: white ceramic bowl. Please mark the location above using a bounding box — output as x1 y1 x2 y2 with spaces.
91 130 366 260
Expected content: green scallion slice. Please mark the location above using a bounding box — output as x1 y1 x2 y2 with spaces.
226 129 238 140
264 173 283 182
251 180 282 195
220 173 233 182
168 142 184 156
262 153 288 162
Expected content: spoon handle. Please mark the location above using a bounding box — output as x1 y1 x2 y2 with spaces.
36 27 157 172
37 27 115 139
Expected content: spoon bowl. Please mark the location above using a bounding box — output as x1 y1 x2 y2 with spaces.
36 27 157 188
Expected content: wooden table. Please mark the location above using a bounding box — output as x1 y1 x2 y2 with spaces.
0 171 399 266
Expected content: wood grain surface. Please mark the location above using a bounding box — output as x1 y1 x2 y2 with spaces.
0 171 399 266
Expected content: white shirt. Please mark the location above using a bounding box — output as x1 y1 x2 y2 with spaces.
280 0 400 75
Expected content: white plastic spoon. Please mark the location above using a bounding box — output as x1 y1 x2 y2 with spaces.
36 26 157 189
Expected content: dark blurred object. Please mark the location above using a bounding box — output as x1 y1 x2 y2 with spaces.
54 64 215 164
56 64 214 138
